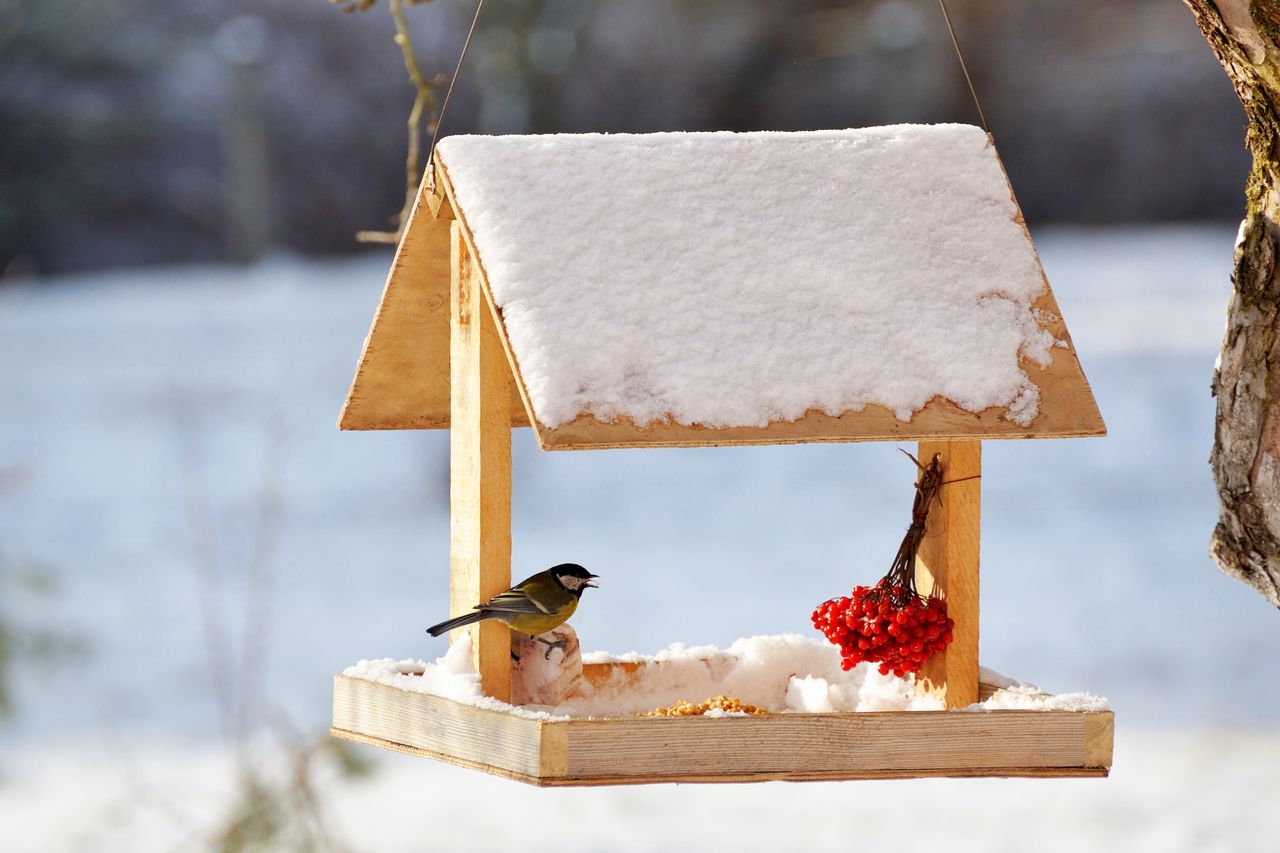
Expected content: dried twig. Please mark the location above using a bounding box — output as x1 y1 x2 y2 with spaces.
335 0 445 244
880 450 944 606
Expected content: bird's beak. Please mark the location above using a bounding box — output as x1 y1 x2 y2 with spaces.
585 574 599 588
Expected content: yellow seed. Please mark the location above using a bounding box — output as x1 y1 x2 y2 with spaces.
637 694 769 718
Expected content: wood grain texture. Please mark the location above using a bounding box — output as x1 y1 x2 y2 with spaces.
338 198 453 430
331 677 543 777
556 710 1108 781
1083 710 1115 768
338 162 526 431
914 440 981 709
331 675 1113 786
329 728 1110 786
450 222 513 702
425 162 455 220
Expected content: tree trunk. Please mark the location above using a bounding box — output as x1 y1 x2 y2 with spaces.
1186 1 1280 607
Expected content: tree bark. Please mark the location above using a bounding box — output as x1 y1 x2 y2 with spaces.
1186 1 1280 607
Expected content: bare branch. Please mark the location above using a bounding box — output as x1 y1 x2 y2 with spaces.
335 0 446 244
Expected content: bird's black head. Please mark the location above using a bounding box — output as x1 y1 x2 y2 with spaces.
551 563 598 597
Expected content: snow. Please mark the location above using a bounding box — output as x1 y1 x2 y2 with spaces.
975 684 1110 713
566 634 942 714
343 634 1113 717
980 664 1021 689
6 731 1280 853
343 637 569 720
4 226 1280 851
437 125 1054 429
345 640 480 705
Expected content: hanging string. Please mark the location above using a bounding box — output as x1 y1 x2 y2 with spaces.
426 0 487 191
424 0 989 187
935 0 990 134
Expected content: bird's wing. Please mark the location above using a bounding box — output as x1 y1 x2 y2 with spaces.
517 581 568 615
477 588 551 615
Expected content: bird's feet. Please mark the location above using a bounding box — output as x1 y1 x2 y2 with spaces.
536 636 569 660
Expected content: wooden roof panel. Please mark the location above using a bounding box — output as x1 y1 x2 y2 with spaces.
341 135 1103 447
338 185 529 431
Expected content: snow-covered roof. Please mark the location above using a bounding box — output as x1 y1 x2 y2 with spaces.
340 126 1104 449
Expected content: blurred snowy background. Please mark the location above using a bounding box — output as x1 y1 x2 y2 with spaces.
3 1 1279 851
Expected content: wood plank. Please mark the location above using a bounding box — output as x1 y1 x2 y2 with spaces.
534 765 1110 786
337 186 528 431
450 222 514 702
331 676 543 778
338 200 453 430
914 440 982 709
1084 710 1115 767
332 676 1112 786
539 722 570 778
554 710 1111 782
332 728 551 784
425 161 455 220
332 725 1109 786
581 661 647 687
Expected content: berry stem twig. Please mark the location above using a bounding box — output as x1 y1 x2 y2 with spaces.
882 451 944 607
810 451 954 677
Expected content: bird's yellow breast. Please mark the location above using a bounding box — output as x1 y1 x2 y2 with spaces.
500 596 579 636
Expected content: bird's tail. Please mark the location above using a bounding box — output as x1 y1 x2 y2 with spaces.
426 610 491 637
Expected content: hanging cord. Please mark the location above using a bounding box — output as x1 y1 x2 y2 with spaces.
936 0 990 134
424 0 984 191
426 0 487 192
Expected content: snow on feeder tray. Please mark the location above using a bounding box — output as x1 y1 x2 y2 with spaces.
331 126 1113 786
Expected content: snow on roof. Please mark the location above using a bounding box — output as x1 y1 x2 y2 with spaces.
436 125 1057 432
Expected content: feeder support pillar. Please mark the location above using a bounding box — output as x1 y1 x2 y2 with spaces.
914 439 981 709
449 220 513 702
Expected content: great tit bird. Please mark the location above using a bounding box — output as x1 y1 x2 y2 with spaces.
426 563 599 658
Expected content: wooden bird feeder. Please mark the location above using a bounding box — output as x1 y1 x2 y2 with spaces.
330 127 1113 786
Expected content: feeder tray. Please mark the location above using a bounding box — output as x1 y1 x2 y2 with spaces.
332 128 1110 785
331 664 1113 786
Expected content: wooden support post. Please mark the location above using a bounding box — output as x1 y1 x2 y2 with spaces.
450 221 513 702
914 439 981 709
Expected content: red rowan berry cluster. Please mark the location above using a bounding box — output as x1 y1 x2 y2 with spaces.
811 451 956 678
811 583 953 677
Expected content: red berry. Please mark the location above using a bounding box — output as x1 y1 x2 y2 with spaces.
815 589 954 679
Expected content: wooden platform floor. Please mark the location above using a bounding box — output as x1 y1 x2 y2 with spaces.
332 675 1114 787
